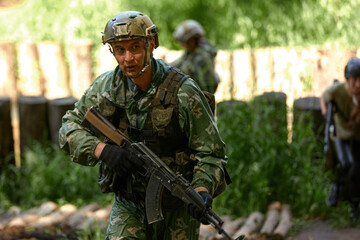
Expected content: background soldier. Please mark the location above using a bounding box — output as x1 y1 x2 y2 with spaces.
171 19 220 94
320 57 360 222
59 11 228 239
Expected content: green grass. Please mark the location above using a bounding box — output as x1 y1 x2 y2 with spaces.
213 98 329 219
0 141 113 210
0 97 356 231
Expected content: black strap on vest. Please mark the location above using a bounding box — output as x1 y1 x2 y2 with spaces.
152 67 189 108
154 67 232 186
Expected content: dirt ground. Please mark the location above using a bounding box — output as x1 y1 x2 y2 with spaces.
1 219 360 240
291 220 360 240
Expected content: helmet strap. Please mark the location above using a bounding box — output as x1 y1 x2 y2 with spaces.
130 38 152 79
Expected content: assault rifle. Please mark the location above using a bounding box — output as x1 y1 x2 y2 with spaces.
84 107 244 240
324 79 338 155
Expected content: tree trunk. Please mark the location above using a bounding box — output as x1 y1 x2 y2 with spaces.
18 96 49 158
69 41 93 99
0 96 15 171
293 96 323 139
0 42 17 99
37 42 69 99
17 42 43 96
48 97 77 147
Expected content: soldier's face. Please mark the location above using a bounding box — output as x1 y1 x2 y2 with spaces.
181 38 197 52
348 77 360 96
111 39 148 79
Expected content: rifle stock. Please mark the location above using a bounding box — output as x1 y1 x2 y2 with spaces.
84 107 244 240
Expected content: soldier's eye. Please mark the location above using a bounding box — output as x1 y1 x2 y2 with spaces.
114 48 125 55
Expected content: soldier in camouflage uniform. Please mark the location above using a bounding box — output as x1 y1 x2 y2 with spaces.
171 20 220 94
320 58 360 221
59 11 228 239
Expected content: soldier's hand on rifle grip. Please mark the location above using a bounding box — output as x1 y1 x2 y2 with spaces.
188 191 213 225
99 144 143 176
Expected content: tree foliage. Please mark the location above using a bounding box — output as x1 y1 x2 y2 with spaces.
1 0 360 50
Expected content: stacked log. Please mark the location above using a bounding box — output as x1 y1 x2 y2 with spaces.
0 202 292 240
0 201 111 239
260 202 281 237
200 202 293 240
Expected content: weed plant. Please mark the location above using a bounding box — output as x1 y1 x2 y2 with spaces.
0 142 113 210
0 97 354 228
214 98 329 220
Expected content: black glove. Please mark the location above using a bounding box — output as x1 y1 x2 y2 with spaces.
188 191 213 225
99 144 143 176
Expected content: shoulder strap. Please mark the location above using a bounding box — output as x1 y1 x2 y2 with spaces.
153 67 188 108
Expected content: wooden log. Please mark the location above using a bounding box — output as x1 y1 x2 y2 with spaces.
0 96 15 171
216 99 247 116
253 91 288 140
31 203 77 228
0 42 17 99
254 48 273 95
233 211 264 238
69 41 93 99
0 206 20 228
77 205 112 231
200 224 217 239
273 204 293 239
66 203 101 229
313 49 356 95
17 42 43 96
48 97 77 146
232 50 253 101
7 201 58 228
96 45 118 77
18 96 49 157
37 42 69 99
293 96 323 139
216 50 234 101
260 202 281 236
211 216 246 240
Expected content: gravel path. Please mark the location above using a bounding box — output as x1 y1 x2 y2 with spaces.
292 221 360 240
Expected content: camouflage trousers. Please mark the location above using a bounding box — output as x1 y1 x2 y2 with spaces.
105 196 200 240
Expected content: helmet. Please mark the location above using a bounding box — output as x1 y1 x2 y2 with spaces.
102 11 158 48
173 20 205 43
345 58 360 79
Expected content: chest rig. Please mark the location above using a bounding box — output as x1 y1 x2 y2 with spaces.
113 67 198 207
128 67 191 158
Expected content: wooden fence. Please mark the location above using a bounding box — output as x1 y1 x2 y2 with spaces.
1 42 359 102
0 41 357 167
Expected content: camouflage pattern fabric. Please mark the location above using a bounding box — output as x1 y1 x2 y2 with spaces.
106 196 200 239
59 58 227 239
171 43 219 94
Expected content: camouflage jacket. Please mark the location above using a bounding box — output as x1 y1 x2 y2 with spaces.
171 43 219 94
323 82 360 140
59 58 227 196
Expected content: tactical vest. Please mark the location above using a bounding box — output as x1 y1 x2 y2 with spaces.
99 67 200 197
130 67 189 155
99 67 229 203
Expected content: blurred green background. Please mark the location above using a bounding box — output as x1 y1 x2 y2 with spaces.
1 0 360 50
1 0 359 238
